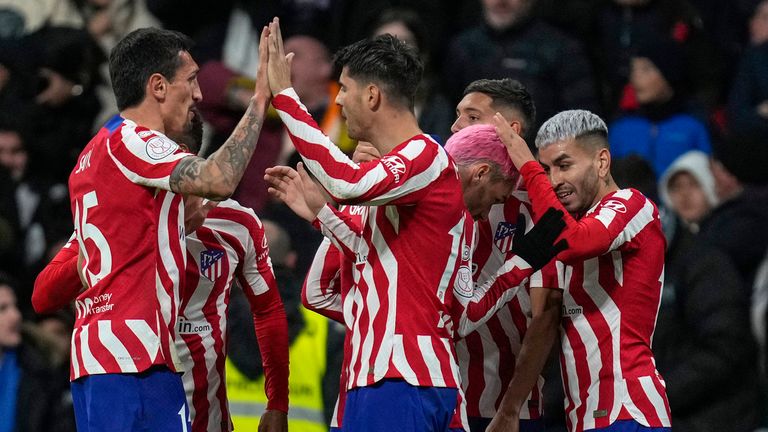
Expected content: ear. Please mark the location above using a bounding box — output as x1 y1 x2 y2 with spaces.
367 84 381 110
509 121 523 135
597 148 611 178
473 163 491 182
148 73 167 101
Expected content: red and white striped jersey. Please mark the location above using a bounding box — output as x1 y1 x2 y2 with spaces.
68 115 192 380
456 192 555 419
304 205 469 431
274 88 468 391
519 161 671 432
178 199 289 432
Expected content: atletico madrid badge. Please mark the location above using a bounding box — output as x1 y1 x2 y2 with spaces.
200 249 225 281
494 222 516 253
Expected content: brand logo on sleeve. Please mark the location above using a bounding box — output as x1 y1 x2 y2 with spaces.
494 222 517 252
200 249 225 281
381 155 406 183
602 200 627 213
145 136 178 160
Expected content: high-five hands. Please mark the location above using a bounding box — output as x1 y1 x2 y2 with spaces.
266 17 294 96
264 162 329 222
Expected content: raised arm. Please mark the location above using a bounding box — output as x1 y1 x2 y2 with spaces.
168 26 272 200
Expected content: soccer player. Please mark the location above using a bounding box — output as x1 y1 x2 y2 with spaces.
451 78 562 432
37 108 290 432
263 18 483 430
66 25 275 430
491 110 671 432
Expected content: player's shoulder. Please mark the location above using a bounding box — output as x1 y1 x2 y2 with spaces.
209 199 263 231
597 188 654 212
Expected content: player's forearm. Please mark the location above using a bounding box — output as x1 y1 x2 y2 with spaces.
32 252 82 314
169 97 269 199
251 290 290 412
495 298 560 417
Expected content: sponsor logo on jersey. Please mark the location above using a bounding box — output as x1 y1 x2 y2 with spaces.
453 265 473 298
145 136 178 160
602 199 627 213
177 317 212 335
381 155 406 183
200 249 225 281
561 304 583 317
494 221 517 252
75 293 115 319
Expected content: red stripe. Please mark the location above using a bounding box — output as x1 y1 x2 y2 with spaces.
463 332 486 416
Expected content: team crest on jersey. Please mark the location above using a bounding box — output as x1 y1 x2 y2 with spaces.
453 265 473 298
200 249 225 281
145 136 178 160
602 199 627 213
494 222 517 252
381 155 406 183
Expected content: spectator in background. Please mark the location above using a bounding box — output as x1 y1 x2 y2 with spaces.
727 0 768 134
0 273 76 432
609 36 711 177
226 219 344 431
0 117 70 310
699 132 768 289
594 0 722 117
611 154 659 204
443 0 599 130
654 147 760 431
658 150 718 232
370 7 454 142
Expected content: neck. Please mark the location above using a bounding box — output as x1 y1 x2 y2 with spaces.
371 109 423 154
121 104 164 133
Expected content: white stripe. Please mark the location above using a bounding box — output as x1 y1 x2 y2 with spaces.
106 135 182 190
316 205 362 254
606 199 655 252
438 215 465 302
440 337 461 387
417 335 445 386
476 325 501 417
368 151 447 205
126 319 160 361
71 327 81 378
347 287 365 388
79 324 106 374
560 321 582 430
98 320 137 373
638 376 670 425
157 193 182 328
372 217 398 382
391 334 416 380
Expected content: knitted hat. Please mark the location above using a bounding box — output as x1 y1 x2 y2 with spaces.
633 35 685 87
713 132 768 186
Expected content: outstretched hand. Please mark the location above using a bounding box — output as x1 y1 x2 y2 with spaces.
492 112 536 170
265 162 328 222
511 207 569 269
253 25 271 103
266 17 294 96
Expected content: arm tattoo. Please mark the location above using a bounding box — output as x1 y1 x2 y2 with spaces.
169 101 266 199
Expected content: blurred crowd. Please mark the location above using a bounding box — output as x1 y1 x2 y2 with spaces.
1 0 768 431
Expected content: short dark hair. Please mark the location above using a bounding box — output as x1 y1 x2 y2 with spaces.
463 78 536 135
333 34 423 110
109 28 193 111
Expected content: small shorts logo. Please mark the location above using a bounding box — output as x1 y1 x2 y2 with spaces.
602 199 627 213
453 265 473 298
146 136 177 160
381 155 406 183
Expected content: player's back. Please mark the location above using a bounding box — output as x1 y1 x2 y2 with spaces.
68 115 190 380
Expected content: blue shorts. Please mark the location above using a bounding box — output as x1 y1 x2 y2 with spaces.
342 379 459 432
71 366 191 432
468 416 545 432
588 420 671 432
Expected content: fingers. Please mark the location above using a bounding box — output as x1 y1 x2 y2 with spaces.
258 26 269 61
274 17 284 57
285 52 294 68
